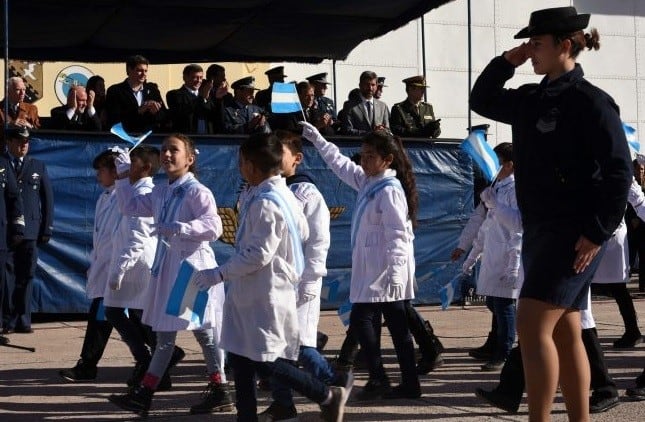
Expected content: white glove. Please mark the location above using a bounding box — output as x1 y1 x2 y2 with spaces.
115 149 131 175
387 279 405 299
637 153 645 166
480 187 497 209
628 177 645 207
500 273 519 289
151 222 182 237
297 283 318 307
192 268 223 291
109 271 126 291
462 257 477 275
298 121 324 144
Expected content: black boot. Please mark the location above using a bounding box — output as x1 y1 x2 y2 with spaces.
415 320 445 374
109 385 154 417
613 285 643 348
190 381 234 414
469 326 497 360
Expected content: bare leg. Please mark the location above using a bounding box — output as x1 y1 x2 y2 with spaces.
553 309 590 422
517 298 566 422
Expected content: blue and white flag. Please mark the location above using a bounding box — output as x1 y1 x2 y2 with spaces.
110 122 153 149
461 130 499 183
271 82 302 114
438 273 463 310
166 261 209 325
337 299 353 326
623 122 640 159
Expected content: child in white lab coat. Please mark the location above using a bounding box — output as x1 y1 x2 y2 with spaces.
193 132 351 422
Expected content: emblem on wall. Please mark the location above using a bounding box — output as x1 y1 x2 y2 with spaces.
54 65 94 105
8 60 43 103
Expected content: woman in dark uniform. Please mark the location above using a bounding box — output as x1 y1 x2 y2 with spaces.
470 7 632 421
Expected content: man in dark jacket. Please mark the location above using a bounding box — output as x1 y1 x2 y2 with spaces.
50 86 101 131
2 127 53 334
390 76 441 138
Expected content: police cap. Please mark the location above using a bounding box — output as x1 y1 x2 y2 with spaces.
306 72 332 85
231 76 259 90
402 75 429 88
264 66 287 77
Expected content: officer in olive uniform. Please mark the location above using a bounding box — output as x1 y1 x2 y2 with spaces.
222 76 271 135
390 76 441 138
254 66 287 111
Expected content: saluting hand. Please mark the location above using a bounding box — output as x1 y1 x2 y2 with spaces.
503 42 531 67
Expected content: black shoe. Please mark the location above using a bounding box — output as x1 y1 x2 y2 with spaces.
355 378 391 401
481 360 505 372
169 346 186 368
317 331 329 352
189 381 234 414
126 360 150 388
625 385 645 401
156 372 172 391
257 402 298 422
613 331 643 348
59 360 97 382
589 394 620 413
257 375 272 391
320 386 349 422
474 388 520 413
382 383 422 399
416 355 444 375
108 385 154 417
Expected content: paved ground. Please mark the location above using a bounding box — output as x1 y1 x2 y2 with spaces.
1 289 644 421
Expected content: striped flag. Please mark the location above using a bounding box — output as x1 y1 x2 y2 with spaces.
623 122 640 159
110 122 153 148
166 261 209 325
337 300 353 326
438 273 464 310
461 129 499 183
271 82 302 114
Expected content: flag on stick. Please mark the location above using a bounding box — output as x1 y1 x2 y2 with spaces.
461 130 499 183
166 261 209 325
271 82 303 114
623 122 640 160
110 122 153 151
438 273 464 310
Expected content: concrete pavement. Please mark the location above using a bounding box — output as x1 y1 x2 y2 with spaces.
0 291 644 421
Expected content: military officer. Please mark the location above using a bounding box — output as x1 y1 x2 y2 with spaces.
222 76 270 135
306 72 337 121
254 66 287 111
390 76 441 138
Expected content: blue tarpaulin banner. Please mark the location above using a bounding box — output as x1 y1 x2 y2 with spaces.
28 132 474 313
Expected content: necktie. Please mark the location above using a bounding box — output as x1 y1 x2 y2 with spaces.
14 157 22 174
366 101 372 125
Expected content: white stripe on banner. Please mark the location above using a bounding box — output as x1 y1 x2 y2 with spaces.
461 130 499 183
271 82 302 114
166 260 209 324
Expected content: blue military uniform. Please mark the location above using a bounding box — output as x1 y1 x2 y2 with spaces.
2 127 53 333
223 76 271 135
306 72 337 120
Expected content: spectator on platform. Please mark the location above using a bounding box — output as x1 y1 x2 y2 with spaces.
222 77 270 135
340 71 389 136
255 66 287 111
0 77 40 143
50 86 102 131
390 76 441 138
86 75 108 129
166 64 210 134
196 64 234 134
306 72 338 124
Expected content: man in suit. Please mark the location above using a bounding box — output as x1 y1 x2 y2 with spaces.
49 86 102 131
340 71 390 136
254 66 287 111
0 77 41 144
166 64 216 134
306 72 337 120
2 127 52 334
390 76 441 138
105 55 168 133
222 76 270 135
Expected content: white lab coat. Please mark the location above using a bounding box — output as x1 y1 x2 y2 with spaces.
309 134 415 303
466 175 523 299
115 173 224 332
86 186 121 299
457 202 487 251
219 176 308 362
103 177 157 309
290 180 331 348
591 220 629 284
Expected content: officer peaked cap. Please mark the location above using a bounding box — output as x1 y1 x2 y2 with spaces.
306 72 332 85
231 76 259 90
402 75 428 88
264 66 287 77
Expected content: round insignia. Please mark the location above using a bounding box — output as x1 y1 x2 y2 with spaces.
54 65 95 105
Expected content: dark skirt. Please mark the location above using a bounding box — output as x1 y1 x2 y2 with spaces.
520 222 606 310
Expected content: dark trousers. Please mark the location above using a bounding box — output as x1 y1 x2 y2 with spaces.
593 283 641 334
0 249 7 329
496 328 617 405
485 296 516 361
627 222 645 291
104 307 154 364
228 352 328 421
350 301 419 389
3 240 38 330
80 297 113 368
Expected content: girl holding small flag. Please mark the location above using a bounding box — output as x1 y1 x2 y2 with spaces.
470 6 633 420
108 134 232 417
300 121 421 400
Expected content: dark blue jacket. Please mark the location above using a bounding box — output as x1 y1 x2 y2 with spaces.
0 156 24 249
471 55 632 245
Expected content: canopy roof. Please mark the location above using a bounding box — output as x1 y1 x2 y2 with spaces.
1 0 453 63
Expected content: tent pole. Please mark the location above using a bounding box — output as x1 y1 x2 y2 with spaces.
467 0 472 132
4 0 9 132
421 15 427 102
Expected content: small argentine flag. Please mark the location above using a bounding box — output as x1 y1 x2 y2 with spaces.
438 273 463 310
461 129 500 183
623 122 640 159
271 82 302 114
110 122 153 150
166 261 209 325
337 300 353 326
